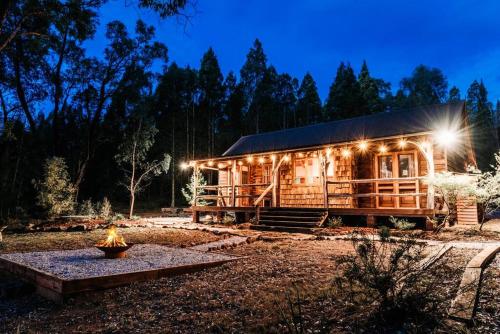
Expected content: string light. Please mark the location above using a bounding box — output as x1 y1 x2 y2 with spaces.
188 161 196 167
326 147 332 155
246 155 254 163
180 162 189 169
284 155 290 162
298 152 304 158
358 141 368 151
208 160 214 167
271 154 276 161
379 144 387 153
258 157 265 164
341 148 351 158
399 138 407 149
238 161 243 166
217 163 226 169
200 163 206 168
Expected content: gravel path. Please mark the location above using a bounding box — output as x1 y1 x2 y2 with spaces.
0 244 237 280
190 236 249 251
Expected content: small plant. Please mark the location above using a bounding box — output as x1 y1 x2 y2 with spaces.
113 213 125 221
35 157 76 217
222 214 235 226
276 285 306 334
79 199 96 217
99 197 113 219
326 216 343 228
377 226 391 240
389 216 416 230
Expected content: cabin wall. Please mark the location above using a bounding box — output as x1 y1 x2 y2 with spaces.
279 162 324 207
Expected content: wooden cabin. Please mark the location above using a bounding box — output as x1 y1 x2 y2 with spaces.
189 102 476 230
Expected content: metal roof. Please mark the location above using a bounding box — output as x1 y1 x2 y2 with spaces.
222 101 466 157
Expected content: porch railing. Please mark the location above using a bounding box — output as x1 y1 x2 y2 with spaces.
326 176 428 209
194 183 272 207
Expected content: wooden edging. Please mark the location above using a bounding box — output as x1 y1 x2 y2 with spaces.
448 245 500 323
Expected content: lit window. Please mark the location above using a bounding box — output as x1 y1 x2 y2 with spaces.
294 157 320 185
378 155 393 179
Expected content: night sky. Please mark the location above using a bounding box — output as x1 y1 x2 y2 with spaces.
87 0 500 103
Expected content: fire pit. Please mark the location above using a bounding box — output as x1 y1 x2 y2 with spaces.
95 225 133 259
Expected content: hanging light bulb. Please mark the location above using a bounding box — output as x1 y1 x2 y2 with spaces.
342 148 351 158
246 155 254 163
358 140 368 151
258 157 265 164
379 144 387 153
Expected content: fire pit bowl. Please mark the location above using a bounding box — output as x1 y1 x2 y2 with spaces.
96 243 134 259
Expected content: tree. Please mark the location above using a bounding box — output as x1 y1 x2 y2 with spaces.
466 80 498 169
240 38 267 114
448 86 461 102
473 151 500 229
399 65 448 107
219 71 244 150
198 47 224 158
115 116 171 218
181 171 207 206
274 73 297 129
296 73 321 126
36 157 76 217
324 62 362 120
358 60 385 114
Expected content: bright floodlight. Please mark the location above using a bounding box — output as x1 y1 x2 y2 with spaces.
436 129 458 147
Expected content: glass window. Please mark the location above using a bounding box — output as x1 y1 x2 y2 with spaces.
378 155 393 178
398 154 414 178
263 165 271 184
294 158 320 185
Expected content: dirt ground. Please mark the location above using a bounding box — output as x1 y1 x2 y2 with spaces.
0 227 498 333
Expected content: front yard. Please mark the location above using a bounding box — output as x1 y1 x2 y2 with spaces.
0 225 499 333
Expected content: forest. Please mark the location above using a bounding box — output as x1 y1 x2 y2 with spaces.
1 0 499 219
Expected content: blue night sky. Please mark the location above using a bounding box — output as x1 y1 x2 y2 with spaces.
87 0 500 103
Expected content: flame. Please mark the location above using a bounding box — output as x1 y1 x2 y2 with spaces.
96 225 127 247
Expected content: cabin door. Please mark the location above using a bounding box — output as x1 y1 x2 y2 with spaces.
375 151 418 208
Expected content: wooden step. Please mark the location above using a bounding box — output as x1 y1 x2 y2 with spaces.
250 225 318 234
260 210 325 216
259 215 324 221
258 220 320 227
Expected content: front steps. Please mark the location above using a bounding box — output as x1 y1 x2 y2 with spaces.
251 208 328 233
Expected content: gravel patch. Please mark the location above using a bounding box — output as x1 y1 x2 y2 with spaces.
190 236 248 251
0 244 237 280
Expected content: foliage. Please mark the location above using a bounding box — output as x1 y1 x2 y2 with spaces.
324 62 362 120
332 235 447 331
78 199 96 217
296 73 321 126
378 225 391 240
473 151 500 227
99 197 113 219
115 116 171 218
397 65 448 107
181 171 207 206
389 216 416 230
36 157 76 217
326 216 343 228
427 172 475 225
276 285 306 334
467 80 498 170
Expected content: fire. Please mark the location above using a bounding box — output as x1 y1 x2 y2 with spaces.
96 225 127 247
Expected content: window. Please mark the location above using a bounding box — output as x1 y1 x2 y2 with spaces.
378 155 393 178
294 158 320 185
263 165 271 184
326 156 334 177
398 154 414 178
241 166 249 185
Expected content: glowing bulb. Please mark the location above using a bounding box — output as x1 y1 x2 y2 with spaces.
258 157 265 164
379 144 387 153
208 160 214 167
271 154 276 161
189 161 196 167
326 147 332 155
238 161 243 166
298 152 304 158
341 148 351 158
358 141 368 151
436 129 458 147
217 163 225 169
399 139 407 149
180 162 189 169
284 155 290 162
246 156 254 163
200 163 206 168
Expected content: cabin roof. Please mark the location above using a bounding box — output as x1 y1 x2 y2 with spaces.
222 101 466 157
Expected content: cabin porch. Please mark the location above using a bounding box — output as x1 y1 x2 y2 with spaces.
188 134 444 228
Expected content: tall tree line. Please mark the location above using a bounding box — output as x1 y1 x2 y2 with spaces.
0 3 499 217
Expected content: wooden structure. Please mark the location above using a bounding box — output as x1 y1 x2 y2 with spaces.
189 102 476 228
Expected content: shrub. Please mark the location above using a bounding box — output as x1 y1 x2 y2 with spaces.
99 197 113 219
326 216 343 228
332 234 451 331
182 171 208 206
389 216 416 230
36 157 76 217
378 226 391 240
222 214 235 226
78 199 96 217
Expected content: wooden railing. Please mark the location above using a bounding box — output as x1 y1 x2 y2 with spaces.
194 183 271 207
326 176 428 209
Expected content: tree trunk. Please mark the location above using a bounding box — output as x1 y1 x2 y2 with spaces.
129 193 135 219
170 119 175 208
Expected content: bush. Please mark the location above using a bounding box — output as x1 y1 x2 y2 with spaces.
36 157 76 217
99 197 113 219
78 199 96 217
389 216 416 230
378 226 391 240
326 216 343 228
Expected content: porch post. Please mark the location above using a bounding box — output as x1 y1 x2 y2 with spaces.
193 165 198 207
272 155 277 207
231 160 237 207
320 151 328 208
426 145 435 210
